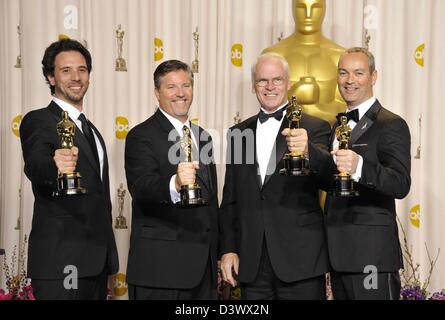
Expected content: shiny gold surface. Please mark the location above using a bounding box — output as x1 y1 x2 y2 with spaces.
263 0 346 125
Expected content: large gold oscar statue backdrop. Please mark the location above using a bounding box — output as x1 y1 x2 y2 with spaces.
263 0 345 124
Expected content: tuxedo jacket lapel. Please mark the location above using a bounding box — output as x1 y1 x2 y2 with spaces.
246 116 263 190
262 118 288 189
330 101 382 148
191 123 212 193
350 101 381 145
89 121 108 181
48 102 101 177
155 109 215 194
329 122 338 151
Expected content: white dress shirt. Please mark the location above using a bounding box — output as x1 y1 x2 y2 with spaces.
53 97 104 180
256 102 288 184
332 97 376 181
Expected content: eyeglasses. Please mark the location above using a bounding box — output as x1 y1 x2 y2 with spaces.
255 77 286 87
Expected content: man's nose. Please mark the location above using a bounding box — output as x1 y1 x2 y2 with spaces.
71 71 80 81
176 87 185 96
346 73 356 83
265 80 276 90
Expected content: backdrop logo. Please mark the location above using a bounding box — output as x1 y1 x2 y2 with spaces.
11 115 22 137
231 43 243 67
113 273 128 296
414 44 425 67
115 116 129 140
154 38 164 61
410 204 420 228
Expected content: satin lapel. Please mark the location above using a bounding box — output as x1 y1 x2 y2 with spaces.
191 123 212 192
350 101 381 145
154 108 180 147
244 116 262 190
154 109 185 180
48 101 64 121
48 102 101 177
190 122 201 157
262 117 288 189
89 122 108 182
330 122 339 151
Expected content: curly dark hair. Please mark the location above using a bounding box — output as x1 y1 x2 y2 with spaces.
41 39 92 95
154 60 194 90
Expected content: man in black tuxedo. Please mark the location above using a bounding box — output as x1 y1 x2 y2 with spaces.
125 60 219 300
219 53 331 299
323 47 411 299
20 39 119 299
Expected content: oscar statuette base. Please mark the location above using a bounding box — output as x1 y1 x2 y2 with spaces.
334 173 359 197
54 172 87 197
177 184 207 208
280 153 310 176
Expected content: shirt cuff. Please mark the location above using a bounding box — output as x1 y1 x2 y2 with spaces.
352 155 364 182
169 175 181 204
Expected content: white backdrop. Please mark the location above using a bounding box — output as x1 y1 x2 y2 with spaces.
1 0 444 298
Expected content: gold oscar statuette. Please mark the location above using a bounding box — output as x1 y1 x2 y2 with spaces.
14 25 22 69
115 183 128 229
280 96 310 176
262 0 346 125
334 116 359 197
115 24 127 72
191 27 199 73
54 111 87 196
178 126 207 208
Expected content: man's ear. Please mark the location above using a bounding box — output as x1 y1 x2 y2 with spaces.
372 70 378 86
154 88 160 101
47 74 56 86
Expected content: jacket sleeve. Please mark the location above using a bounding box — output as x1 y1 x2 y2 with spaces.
124 127 172 206
306 118 336 191
20 111 59 191
360 117 411 199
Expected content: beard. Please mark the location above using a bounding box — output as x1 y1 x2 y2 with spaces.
55 82 89 105
65 90 86 103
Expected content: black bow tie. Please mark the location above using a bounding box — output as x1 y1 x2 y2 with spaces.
337 109 359 124
258 108 285 124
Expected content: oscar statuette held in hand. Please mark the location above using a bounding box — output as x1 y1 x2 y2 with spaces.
54 111 87 196
334 116 359 197
280 96 310 176
177 126 207 208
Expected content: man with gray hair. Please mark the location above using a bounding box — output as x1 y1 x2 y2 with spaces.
219 53 332 299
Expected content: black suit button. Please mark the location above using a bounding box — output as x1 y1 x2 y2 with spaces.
261 195 267 200
206 228 211 232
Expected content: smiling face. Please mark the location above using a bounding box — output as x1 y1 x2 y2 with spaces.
252 56 291 113
47 51 90 110
292 0 326 35
337 52 377 108
155 70 194 123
